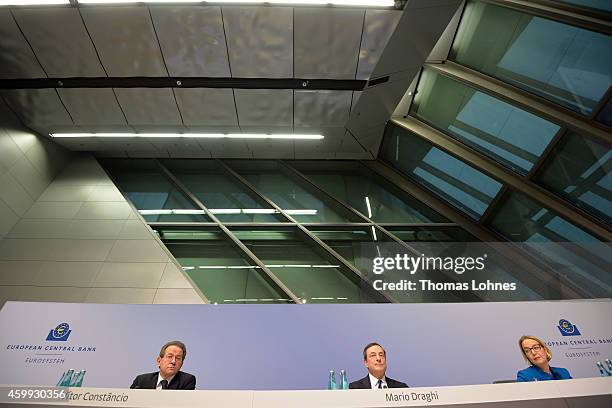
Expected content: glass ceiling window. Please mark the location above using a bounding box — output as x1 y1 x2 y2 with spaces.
229 161 361 223
489 191 610 298
536 132 611 224
554 0 612 12
412 68 560 175
384 226 476 242
164 161 286 223
232 228 378 303
380 124 503 219
157 228 291 304
490 190 600 242
103 160 210 222
290 161 448 223
596 96 612 127
451 0 612 115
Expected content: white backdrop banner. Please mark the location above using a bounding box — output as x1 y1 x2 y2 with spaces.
1 300 610 389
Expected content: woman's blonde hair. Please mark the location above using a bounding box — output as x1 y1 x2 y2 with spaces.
519 335 552 364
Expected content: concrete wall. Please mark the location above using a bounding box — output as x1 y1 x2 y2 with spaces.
0 100 68 240
0 101 203 306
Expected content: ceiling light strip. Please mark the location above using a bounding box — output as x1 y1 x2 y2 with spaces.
0 0 68 4
50 133 323 140
76 0 394 6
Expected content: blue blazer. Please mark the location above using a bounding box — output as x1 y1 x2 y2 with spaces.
517 365 572 382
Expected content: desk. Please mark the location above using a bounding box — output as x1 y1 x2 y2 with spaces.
2 377 611 408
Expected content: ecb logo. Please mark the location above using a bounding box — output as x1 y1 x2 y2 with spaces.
557 319 581 337
46 322 72 342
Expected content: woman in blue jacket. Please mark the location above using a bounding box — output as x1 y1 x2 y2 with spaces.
517 335 572 382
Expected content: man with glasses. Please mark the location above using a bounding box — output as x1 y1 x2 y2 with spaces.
130 340 196 390
349 342 408 389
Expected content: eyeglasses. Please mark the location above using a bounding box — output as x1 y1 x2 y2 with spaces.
163 354 183 362
523 344 543 354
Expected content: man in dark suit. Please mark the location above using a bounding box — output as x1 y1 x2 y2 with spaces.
130 340 196 390
349 342 408 389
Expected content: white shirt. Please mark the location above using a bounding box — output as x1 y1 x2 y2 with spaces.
368 373 388 389
156 373 176 390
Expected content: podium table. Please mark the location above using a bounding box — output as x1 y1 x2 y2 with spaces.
2 377 611 408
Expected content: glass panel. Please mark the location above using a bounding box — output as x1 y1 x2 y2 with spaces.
554 0 612 12
308 226 391 271
232 227 378 303
491 190 600 242
536 132 611 224
229 161 362 223
412 68 560 174
380 123 503 219
451 0 612 115
157 228 292 304
384 226 477 242
489 191 611 298
595 95 612 127
103 160 210 222
165 161 285 222
290 161 448 223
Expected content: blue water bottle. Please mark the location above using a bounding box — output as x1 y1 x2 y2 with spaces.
339 370 349 390
72 370 86 387
59 369 74 386
596 362 609 376
56 370 69 386
328 370 337 390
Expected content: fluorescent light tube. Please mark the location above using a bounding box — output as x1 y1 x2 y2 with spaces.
285 209 318 215
50 133 323 140
138 209 205 215
77 0 394 6
0 0 69 4
209 209 242 214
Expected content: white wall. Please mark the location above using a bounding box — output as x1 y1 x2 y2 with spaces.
0 101 203 306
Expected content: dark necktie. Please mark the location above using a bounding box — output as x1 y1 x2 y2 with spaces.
377 379 383 389
160 379 168 389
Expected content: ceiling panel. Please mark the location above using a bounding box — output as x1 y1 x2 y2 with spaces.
174 88 238 126
234 89 293 126
372 0 461 78
347 70 414 132
246 138 294 159
150 6 230 77
147 137 208 156
293 127 345 159
95 137 158 152
0 11 45 79
202 139 252 158
127 150 170 158
80 7 167 77
294 8 364 79
13 8 105 77
223 6 293 78
294 90 352 127
52 137 109 152
186 125 241 133
356 10 402 80
350 122 387 156
58 89 126 126
114 88 182 125
350 91 362 114
337 130 370 155
2 89 72 126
